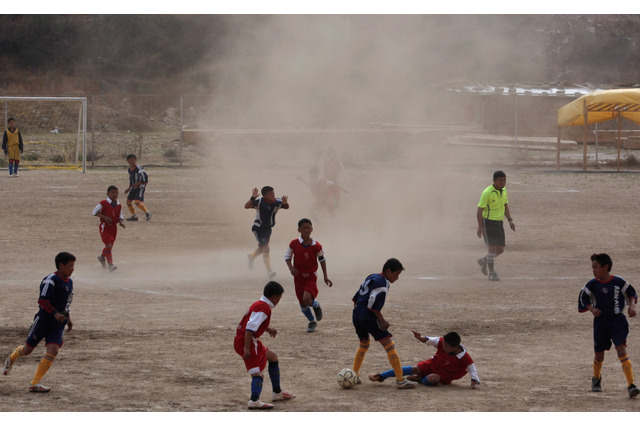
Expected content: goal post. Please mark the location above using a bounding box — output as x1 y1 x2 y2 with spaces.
0 96 87 172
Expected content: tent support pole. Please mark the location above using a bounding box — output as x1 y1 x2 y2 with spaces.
582 99 588 171
557 126 561 171
617 114 622 172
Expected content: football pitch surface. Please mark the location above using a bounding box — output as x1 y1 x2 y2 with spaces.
1 153 640 413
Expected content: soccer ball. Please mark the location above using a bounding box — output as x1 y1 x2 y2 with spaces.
337 368 358 389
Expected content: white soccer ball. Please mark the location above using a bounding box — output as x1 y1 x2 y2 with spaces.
337 368 358 389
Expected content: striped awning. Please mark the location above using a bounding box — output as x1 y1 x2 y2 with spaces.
557 88 640 127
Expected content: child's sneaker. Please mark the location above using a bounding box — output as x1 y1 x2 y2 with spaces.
477 258 488 276
306 321 317 333
628 384 640 398
2 356 13 376
108 264 118 272
97 255 107 269
29 383 51 393
396 379 416 389
145 212 152 221
368 373 385 383
591 376 602 392
126 215 138 221
488 272 500 281
268 271 276 279
272 391 296 401
247 399 274 410
312 303 323 321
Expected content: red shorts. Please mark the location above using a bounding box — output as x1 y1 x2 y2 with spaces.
234 335 267 374
99 226 117 245
294 272 319 304
416 359 458 385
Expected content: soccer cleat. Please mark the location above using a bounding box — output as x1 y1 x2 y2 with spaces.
108 264 118 272
306 321 317 333
396 379 416 389
477 258 488 276
591 376 602 392
247 254 254 270
247 399 274 410
97 255 107 269
368 373 385 383
29 383 51 393
488 272 500 281
126 215 138 221
272 391 296 402
268 271 276 279
145 212 152 221
2 356 14 376
628 384 640 398
313 303 323 321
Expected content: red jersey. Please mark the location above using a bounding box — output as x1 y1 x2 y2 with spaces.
284 237 325 273
235 296 273 341
93 198 123 234
421 337 477 382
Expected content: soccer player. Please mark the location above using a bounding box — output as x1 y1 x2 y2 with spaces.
284 218 333 333
351 258 416 389
93 185 125 272
245 186 289 279
476 170 516 281
2 118 24 177
2 252 76 392
369 331 481 389
234 281 296 410
124 154 152 221
579 253 639 398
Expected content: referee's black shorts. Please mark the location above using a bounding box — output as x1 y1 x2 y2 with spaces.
483 219 505 247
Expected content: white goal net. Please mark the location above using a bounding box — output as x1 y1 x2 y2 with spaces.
0 96 87 172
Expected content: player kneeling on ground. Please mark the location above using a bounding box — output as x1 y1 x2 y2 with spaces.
369 331 480 389
2 252 76 393
234 281 296 409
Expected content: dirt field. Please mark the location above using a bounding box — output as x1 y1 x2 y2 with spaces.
1 139 640 420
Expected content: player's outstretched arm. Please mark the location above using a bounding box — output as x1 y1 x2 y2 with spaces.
411 330 426 343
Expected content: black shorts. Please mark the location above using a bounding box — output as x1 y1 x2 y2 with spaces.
593 314 629 352
352 306 392 341
483 219 505 247
127 186 146 202
252 225 272 247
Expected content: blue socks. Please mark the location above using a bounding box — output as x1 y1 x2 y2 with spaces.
301 306 315 321
380 366 414 380
268 361 281 394
250 376 263 401
8 163 13 175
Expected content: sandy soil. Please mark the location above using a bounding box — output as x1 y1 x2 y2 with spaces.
1 140 640 419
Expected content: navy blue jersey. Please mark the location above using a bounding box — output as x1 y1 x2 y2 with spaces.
128 165 148 188
38 273 74 316
579 275 638 317
251 198 286 228
352 273 389 312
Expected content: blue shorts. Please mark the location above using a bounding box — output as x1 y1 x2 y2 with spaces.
252 226 272 247
127 186 146 202
352 306 392 341
26 311 67 348
593 314 629 352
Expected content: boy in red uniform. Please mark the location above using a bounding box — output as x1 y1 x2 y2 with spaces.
234 281 295 410
284 218 333 333
93 185 125 272
369 331 481 389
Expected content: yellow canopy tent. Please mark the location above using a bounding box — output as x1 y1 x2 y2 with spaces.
556 88 640 170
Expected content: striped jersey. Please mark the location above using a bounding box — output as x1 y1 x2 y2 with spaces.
579 275 638 317
128 165 148 188
251 197 286 228
352 273 389 312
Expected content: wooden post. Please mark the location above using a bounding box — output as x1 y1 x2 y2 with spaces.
617 113 622 171
557 126 561 171
582 99 588 171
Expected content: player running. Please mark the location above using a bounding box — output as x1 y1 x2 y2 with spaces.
94 185 125 272
284 218 333 333
124 154 152 221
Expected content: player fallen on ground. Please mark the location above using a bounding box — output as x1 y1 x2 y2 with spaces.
579 253 640 398
245 186 289 279
124 154 152 221
2 252 76 392
369 331 480 390
351 258 416 389
284 218 333 333
93 185 125 272
234 281 296 409
476 170 515 281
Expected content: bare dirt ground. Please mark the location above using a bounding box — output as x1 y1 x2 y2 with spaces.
1 139 640 420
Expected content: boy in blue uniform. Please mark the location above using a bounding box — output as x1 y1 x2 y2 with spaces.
351 258 415 389
245 186 289 279
579 253 639 398
2 252 76 392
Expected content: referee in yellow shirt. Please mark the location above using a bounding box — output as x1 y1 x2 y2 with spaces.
476 171 515 281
